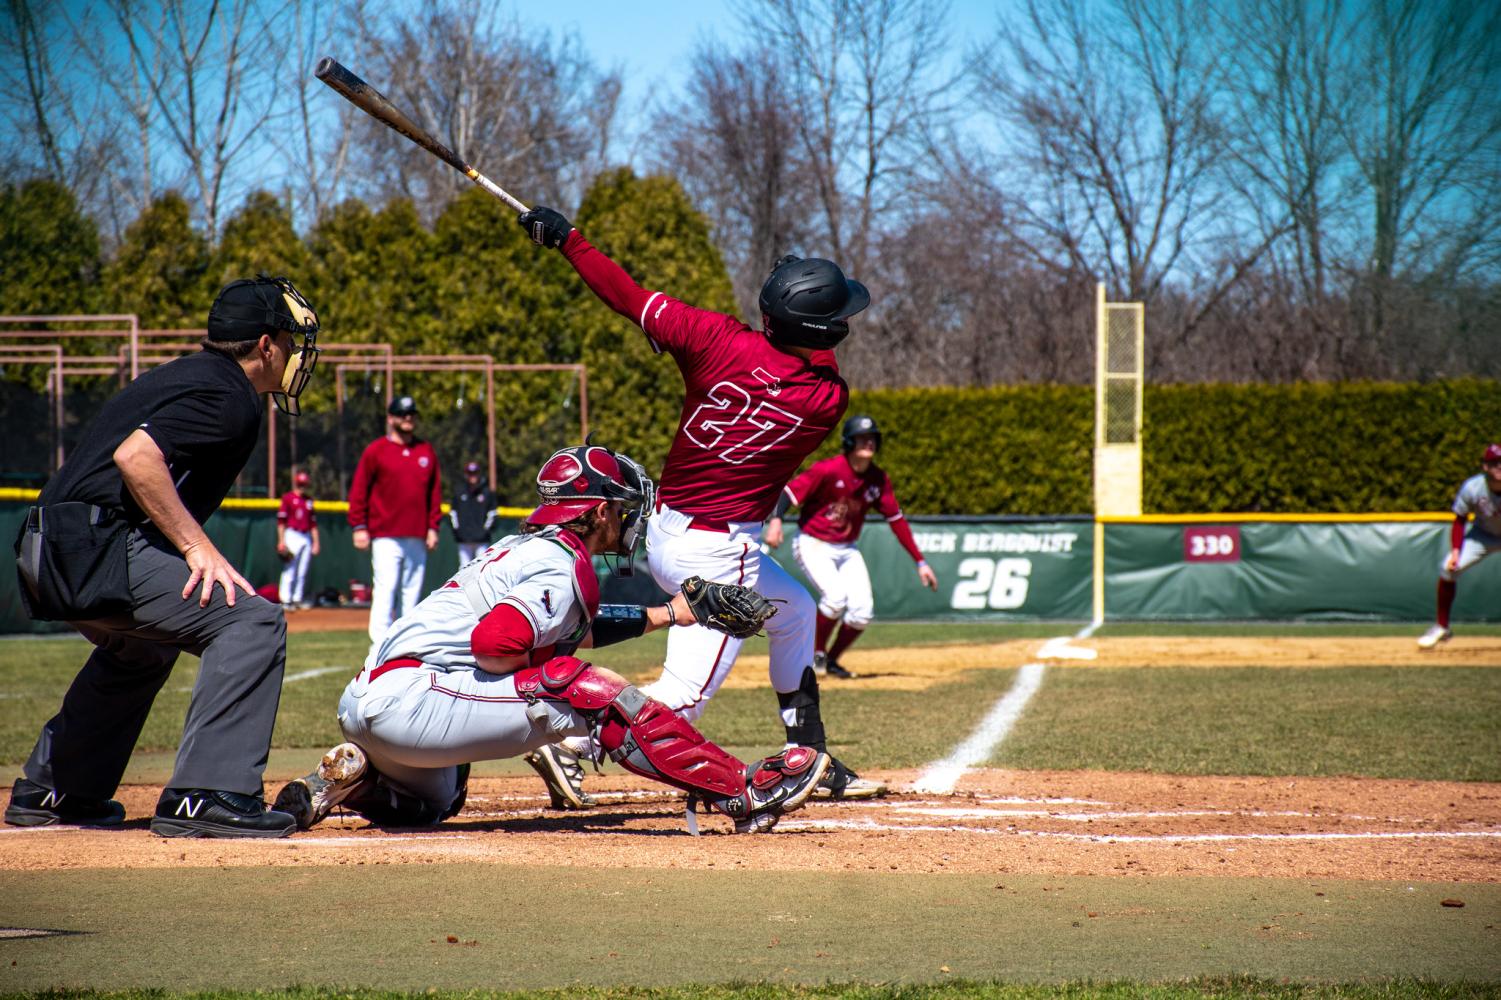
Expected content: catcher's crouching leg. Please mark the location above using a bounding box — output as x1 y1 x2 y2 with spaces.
519 656 829 833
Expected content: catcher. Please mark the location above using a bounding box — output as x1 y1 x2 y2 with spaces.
273 443 816 834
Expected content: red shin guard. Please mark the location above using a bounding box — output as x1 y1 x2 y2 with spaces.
597 698 747 799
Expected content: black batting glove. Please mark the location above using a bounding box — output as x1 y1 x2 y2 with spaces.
518 207 574 250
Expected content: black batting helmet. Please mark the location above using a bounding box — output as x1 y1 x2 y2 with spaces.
758 255 870 349
841 414 881 452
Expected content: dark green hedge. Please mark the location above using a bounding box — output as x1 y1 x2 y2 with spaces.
816 380 1500 515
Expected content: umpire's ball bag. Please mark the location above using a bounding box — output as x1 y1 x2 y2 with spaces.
14 503 131 621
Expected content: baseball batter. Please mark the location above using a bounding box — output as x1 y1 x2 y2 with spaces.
1418 443 1501 648
517 206 881 799
276 470 319 608
765 415 937 678
275 445 825 834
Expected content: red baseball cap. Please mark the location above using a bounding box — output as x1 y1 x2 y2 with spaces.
527 446 626 525
293 471 311 485
1484 444 1501 465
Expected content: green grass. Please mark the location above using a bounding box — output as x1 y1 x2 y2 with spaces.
4 868 1499 990
3 624 1499 779
4 982 1500 999
998 666 1501 781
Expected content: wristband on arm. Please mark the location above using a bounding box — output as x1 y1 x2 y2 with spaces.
591 604 650 647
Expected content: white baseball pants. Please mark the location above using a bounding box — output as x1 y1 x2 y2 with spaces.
337 663 588 811
792 533 874 628
457 542 485 569
1439 531 1501 581
642 503 815 723
368 536 427 643
278 528 312 605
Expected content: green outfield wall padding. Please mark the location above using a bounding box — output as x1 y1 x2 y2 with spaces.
4 504 1496 633
1104 520 1501 621
767 519 1095 623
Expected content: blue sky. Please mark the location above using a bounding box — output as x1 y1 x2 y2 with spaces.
515 0 1006 153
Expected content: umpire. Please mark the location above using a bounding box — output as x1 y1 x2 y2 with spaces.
6 276 321 839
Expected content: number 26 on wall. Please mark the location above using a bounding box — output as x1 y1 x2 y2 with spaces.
951 558 1032 610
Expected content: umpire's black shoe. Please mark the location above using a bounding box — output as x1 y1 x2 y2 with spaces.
150 788 295 839
4 777 126 827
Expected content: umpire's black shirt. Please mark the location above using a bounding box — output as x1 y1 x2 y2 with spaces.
40 349 263 526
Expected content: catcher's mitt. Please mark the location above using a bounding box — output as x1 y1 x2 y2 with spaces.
681 575 777 639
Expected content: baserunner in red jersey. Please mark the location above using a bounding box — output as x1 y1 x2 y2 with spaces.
765 415 939 679
516 205 885 804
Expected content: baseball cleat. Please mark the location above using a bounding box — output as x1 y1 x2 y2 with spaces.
1417 625 1453 649
816 756 887 800
272 742 371 830
696 747 829 834
524 743 596 809
812 651 829 677
824 658 856 679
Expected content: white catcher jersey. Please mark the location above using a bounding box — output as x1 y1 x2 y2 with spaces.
1452 474 1501 538
365 528 599 672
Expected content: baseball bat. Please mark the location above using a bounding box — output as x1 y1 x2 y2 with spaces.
314 56 529 214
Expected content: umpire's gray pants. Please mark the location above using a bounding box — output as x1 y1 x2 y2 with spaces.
22 529 287 798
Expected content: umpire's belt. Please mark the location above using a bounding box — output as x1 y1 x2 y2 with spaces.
369 657 423 682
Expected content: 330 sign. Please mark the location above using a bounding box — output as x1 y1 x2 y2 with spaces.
1183 526 1241 562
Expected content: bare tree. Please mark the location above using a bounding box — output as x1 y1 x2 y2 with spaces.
345 0 619 223
0 0 130 233
1343 0 1501 341
744 0 959 280
651 48 816 322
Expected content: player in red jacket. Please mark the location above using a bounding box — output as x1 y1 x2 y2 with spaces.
765 415 938 677
348 396 443 643
517 205 883 800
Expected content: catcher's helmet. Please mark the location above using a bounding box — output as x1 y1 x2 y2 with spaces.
842 414 882 452
528 444 655 553
388 395 418 416
1484 444 1501 465
758 255 869 349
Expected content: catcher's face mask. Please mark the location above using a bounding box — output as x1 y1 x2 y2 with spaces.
208 274 321 416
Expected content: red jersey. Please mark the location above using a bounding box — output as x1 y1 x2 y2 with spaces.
783 454 925 563
561 233 848 522
276 490 316 534
347 436 443 538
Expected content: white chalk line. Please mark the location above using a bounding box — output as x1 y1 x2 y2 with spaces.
890 806 1359 822
172 664 349 693
781 816 1501 843
914 622 1100 794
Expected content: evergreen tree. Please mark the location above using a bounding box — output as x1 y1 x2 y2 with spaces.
427 188 585 502
209 191 312 291
571 168 739 475
101 192 211 329
0 179 100 316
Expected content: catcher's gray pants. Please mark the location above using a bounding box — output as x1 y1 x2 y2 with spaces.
22 528 287 799
337 662 589 811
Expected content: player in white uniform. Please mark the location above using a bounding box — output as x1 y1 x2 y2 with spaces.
1417 443 1501 648
518 207 883 802
274 445 829 834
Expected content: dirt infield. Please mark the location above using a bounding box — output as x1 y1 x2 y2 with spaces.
9 626 1495 885
3 770 1497 883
